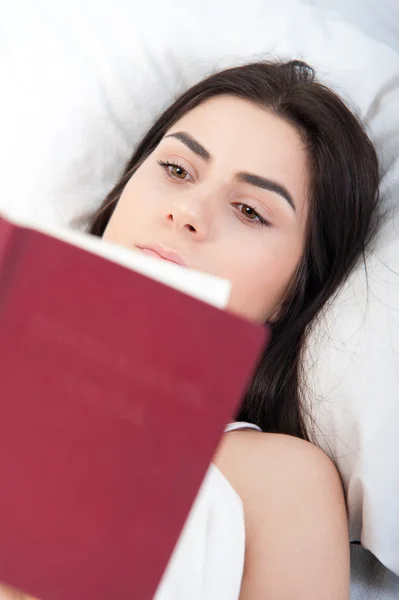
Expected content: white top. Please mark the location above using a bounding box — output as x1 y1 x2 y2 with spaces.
154 422 261 600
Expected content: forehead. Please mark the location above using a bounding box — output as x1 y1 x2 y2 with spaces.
166 95 309 211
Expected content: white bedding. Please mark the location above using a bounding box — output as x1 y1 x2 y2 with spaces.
351 546 399 599
305 0 399 54
307 1 399 595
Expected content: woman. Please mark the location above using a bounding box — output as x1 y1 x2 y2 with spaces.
1 60 379 599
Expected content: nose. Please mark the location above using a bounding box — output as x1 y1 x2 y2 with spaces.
165 194 211 240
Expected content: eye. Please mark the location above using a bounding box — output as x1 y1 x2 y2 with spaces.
157 160 192 182
234 203 270 227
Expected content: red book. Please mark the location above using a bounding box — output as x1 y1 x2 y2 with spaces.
0 214 269 600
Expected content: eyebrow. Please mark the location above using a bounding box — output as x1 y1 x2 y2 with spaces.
165 131 211 161
236 172 296 211
164 130 296 211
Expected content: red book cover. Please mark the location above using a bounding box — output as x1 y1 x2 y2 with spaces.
0 215 269 600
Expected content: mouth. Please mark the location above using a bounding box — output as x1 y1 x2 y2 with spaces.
136 244 187 268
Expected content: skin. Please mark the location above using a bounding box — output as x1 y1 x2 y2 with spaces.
0 95 349 599
103 95 309 323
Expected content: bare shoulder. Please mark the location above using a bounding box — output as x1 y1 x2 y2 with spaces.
213 431 349 600
214 429 343 496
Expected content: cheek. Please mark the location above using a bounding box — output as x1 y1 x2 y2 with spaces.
102 197 133 244
103 172 157 243
224 237 303 323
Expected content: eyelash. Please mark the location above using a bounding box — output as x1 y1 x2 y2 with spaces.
157 160 271 228
157 160 191 181
234 203 271 227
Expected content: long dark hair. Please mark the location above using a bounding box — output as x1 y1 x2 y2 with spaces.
87 60 380 440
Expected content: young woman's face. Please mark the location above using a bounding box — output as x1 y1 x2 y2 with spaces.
104 96 309 323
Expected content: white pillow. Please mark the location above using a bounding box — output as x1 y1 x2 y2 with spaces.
303 0 399 55
1 0 399 575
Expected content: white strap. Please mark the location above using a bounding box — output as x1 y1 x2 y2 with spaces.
224 422 262 433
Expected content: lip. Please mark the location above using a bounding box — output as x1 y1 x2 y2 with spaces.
136 244 187 267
